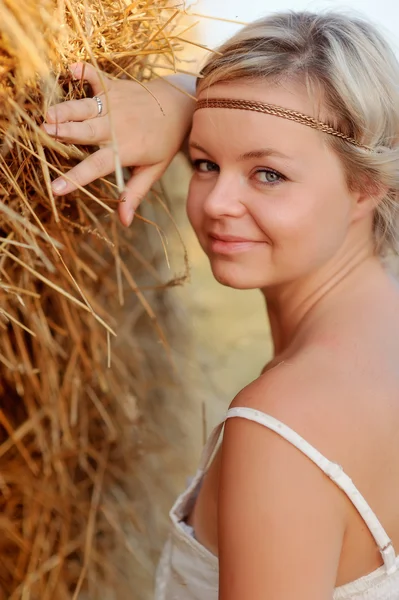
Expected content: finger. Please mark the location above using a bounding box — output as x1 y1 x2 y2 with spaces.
45 96 107 124
51 147 114 195
69 62 111 96
118 164 166 227
42 117 108 145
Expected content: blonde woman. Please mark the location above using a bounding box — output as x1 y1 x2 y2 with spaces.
44 11 399 599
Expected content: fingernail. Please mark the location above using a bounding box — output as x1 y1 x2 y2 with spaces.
52 178 67 193
43 123 56 135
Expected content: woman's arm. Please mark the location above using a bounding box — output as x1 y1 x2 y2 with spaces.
218 380 348 600
42 63 196 226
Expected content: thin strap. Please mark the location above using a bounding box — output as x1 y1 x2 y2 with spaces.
197 420 225 474
225 406 397 575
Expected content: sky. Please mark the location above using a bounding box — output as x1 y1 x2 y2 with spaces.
185 0 399 59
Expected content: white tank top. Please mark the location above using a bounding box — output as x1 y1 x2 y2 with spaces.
155 407 399 599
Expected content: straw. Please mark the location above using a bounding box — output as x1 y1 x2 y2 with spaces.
0 0 201 597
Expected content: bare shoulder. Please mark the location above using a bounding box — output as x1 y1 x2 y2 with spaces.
224 340 399 533
229 341 399 467
218 350 349 599
229 348 352 462
223 347 351 508
218 343 399 598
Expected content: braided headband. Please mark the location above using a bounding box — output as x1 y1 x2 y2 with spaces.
195 98 371 151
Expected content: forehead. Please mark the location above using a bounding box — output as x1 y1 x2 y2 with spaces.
193 80 331 160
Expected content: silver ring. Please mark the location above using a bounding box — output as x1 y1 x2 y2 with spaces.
93 95 103 117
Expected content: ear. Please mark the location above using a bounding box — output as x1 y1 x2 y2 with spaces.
351 176 388 221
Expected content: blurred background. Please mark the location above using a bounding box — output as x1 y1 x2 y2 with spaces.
191 0 399 52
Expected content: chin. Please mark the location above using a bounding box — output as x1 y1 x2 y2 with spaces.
209 260 267 290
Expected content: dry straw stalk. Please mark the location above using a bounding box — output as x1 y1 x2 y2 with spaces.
0 0 192 598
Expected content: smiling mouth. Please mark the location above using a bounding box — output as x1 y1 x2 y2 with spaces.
208 234 265 254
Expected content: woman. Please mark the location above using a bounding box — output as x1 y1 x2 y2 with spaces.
44 11 399 599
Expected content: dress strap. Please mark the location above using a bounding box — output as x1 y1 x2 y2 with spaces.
197 420 225 474
225 406 397 575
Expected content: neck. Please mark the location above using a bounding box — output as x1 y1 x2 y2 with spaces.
262 246 382 357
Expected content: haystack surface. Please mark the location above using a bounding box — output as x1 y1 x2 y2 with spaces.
0 1 193 598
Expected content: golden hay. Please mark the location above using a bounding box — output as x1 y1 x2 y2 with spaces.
0 0 194 598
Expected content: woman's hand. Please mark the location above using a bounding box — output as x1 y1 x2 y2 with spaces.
42 63 196 226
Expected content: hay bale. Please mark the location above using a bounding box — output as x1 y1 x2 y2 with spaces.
0 1 193 598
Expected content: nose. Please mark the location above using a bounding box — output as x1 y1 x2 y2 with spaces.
202 172 247 219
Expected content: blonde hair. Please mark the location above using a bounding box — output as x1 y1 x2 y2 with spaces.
197 11 399 256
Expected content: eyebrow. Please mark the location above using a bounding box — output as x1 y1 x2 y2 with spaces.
189 141 214 157
237 148 293 162
189 141 293 162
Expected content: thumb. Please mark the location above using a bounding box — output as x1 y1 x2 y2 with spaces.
69 62 111 96
118 164 166 227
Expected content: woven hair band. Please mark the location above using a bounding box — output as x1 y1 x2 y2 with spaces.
195 98 371 151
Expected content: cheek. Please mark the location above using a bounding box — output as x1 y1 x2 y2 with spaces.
186 177 208 233
246 191 311 244
249 183 350 260
186 178 197 226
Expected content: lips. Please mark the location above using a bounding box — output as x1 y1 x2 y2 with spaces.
209 233 258 243
208 233 265 255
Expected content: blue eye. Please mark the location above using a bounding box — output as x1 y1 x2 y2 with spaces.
254 169 283 184
192 159 219 173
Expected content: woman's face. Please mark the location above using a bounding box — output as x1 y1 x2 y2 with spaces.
186 80 371 291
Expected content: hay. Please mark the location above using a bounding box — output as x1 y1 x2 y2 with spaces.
0 1 193 598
